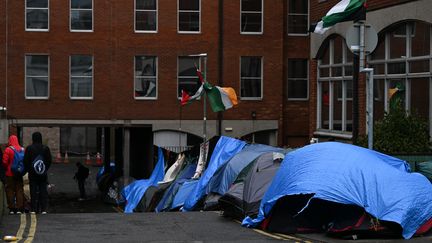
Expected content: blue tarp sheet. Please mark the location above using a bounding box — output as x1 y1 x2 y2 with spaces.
122 148 165 213
206 144 284 196
181 136 247 211
155 163 197 212
242 142 432 239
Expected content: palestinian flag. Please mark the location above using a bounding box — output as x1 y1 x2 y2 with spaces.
310 0 366 34
204 82 238 112
181 84 204 106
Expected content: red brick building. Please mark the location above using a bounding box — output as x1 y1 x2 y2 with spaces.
1 0 430 178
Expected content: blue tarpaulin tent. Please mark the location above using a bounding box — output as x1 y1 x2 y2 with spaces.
206 143 285 196
122 148 165 213
242 142 432 239
179 136 247 211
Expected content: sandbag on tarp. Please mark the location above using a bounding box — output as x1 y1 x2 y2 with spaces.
242 142 432 239
122 148 165 213
181 136 247 211
206 144 285 196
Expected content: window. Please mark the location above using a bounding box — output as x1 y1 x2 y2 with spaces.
135 56 157 99
178 56 201 98
135 0 157 32
26 0 49 31
70 55 93 99
240 0 263 34
25 55 49 99
241 56 262 99
368 21 431 126
317 36 353 133
178 0 200 33
287 59 308 100
70 0 93 31
288 0 308 35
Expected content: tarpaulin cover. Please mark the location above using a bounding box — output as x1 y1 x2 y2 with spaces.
242 142 432 239
122 148 165 213
182 136 247 211
206 144 284 196
155 163 197 212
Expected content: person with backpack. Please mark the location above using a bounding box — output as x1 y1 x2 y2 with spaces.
2 135 25 214
23 132 52 214
74 162 89 201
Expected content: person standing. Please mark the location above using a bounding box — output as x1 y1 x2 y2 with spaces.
2 135 25 214
74 162 89 201
23 132 52 214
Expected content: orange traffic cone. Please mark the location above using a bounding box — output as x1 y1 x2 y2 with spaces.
85 152 91 165
95 152 103 166
64 151 69 164
55 152 62 164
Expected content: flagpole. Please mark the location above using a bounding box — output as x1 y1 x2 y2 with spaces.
202 55 207 143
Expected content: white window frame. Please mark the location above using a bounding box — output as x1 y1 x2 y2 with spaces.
240 0 263 35
135 0 158 33
25 0 49 32
134 56 158 100
240 56 263 100
177 0 201 34
287 0 309 36
70 0 94 32
316 38 353 135
177 56 201 99
25 54 50 100
287 59 309 100
69 55 94 100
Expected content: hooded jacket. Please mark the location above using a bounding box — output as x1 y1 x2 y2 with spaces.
23 132 52 181
2 135 23 177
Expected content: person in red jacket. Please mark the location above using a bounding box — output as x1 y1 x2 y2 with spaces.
2 135 25 214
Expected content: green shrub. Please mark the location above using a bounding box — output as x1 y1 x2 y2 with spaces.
357 105 431 154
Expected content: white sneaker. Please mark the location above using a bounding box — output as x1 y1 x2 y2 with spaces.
16 211 22 214
30 212 36 215
41 211 47 214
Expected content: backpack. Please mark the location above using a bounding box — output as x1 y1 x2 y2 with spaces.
32 154 47 176
10 146 25 175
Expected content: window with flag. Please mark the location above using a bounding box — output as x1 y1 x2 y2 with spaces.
26 0 49 31
25 55 49 99
287 59 308 100
135 56 157 99
240 56 262 99
178 0 200 33
70 55 93 99
178 56 201 98
135 0 157 32
317 36 353 133
287 0 308 35
240 0 263 34
369 21 431 128
70 0 93 31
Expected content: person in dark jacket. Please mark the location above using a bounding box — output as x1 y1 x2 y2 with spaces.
2 135 25 214
74 162 89 201
23 132 52 214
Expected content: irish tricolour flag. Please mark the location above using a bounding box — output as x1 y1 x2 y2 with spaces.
181 69 238 112
311 0 366 34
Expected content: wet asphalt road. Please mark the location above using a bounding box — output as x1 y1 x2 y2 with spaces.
0 162 431 242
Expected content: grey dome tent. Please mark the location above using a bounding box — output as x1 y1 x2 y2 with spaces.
219 151 284 220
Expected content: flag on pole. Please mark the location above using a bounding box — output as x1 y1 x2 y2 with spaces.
204 82 238 112
180 69 238 112
310 0 366 34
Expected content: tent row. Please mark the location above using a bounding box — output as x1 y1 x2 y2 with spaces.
118 136 432 240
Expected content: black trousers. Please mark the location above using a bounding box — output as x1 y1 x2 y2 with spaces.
78 179 86 199
29 180 48 213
